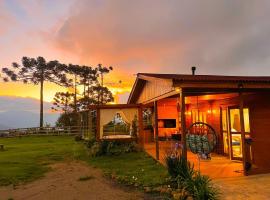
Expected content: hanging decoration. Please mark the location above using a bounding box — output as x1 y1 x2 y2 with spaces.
186 122 217 159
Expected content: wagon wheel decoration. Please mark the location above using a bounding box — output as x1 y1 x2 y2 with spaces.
186 122 217 159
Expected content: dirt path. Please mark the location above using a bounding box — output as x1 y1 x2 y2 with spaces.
0 161 151 200
214 173 270 200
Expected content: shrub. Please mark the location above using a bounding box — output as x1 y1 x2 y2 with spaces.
165 154 219 200
166 155 193 179
184 173 219 200
86 138 96 148
89 142 102 157
88 140 139 157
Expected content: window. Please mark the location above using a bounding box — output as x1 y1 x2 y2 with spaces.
244 108 250 133
229 108 250 133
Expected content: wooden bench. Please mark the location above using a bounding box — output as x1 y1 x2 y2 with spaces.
0 144 4 151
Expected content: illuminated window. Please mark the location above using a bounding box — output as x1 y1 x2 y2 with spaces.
229 108 250 133
243 108 250 133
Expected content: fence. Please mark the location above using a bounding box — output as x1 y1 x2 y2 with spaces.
0 126 95 139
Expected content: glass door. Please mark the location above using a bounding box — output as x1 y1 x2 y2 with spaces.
221 108 229 156
228 107 251 160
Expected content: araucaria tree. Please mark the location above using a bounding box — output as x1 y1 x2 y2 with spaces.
51 92 75 113
97 64 113 104
1 56 72 127
67 64 83 112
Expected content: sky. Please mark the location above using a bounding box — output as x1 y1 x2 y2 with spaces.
1 0 270 103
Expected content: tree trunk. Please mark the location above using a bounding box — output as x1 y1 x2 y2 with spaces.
40 79 44 128
83 81 86 98
87 79 90 107
101 73 104 104
74 75 77 112
65 94 68 114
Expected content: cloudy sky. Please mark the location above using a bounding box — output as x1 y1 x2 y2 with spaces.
1 0 270 103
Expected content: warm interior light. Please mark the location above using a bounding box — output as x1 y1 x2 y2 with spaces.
175 87 181 92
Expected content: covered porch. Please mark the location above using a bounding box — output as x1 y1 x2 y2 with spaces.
127 73 270 178
138 90 250 178
144 141 243 179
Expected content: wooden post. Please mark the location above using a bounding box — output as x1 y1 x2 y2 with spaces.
88 110 93 140
154 101 159 160
96 109 101 140
239 92 247 175
138 106 144 148
180 89 187 158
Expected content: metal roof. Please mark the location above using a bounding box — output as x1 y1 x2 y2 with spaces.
138 73 270 83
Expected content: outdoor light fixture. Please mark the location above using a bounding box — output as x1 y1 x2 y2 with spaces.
175 87 181 92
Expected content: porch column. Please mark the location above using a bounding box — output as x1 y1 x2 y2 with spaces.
239 92 247 175
138 106 144 148
180 89 187 158
154 101 159 160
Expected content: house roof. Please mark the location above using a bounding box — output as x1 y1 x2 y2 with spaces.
128 73 270 104
138 73 270 83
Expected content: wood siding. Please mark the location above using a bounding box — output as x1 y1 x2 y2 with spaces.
136 78 174 104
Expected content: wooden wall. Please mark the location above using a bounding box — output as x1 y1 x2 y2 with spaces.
245 93 270 174
137 78 174 104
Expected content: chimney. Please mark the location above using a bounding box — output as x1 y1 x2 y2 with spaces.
191 66 196 75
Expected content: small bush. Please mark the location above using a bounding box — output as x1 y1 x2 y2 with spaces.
88 140 139 157
89 142 102 157
86 138 96 148
184 173 219 200
74 135 82 141
166 155 194 179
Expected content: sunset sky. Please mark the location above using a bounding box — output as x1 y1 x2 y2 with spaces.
1 0 270 103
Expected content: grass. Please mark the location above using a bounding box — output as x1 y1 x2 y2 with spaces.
78 175 95 181
0 135 86 186
0 135 167 188
89 152 168 187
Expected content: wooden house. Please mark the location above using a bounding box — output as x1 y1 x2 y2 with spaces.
86 71 270 177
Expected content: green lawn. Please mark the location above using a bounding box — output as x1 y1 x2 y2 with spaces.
0 136 86 186
89 152 167 187
0 136 167 188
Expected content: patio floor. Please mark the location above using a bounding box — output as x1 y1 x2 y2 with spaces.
144 141 243 179
214 173 270 199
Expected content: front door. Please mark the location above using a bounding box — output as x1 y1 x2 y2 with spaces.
228 107 251 160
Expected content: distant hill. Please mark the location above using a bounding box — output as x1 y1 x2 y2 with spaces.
0 96 59 129
0 110 59 129
0 123 12 130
